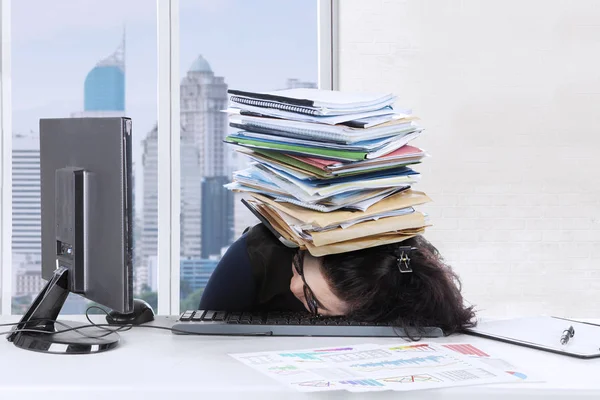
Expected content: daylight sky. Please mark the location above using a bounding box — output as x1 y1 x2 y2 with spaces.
12 0 317 206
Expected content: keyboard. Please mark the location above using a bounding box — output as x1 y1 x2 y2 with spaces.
171 310 445 337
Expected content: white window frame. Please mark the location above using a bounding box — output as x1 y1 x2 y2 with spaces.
0 0 12 315
0 0 335 315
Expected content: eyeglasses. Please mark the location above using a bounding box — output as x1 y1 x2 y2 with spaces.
293 250 320 316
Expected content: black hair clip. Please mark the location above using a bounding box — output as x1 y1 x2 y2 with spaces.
395 246 416 273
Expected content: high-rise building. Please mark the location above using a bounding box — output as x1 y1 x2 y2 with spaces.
13 253 43 297
180 129 203 258
200 176 233 258
180 258 219 292
140 126 158 268
180 55 229 177
180 55 233 256
71 34 126 118
139 125 203 289
12 133 41 262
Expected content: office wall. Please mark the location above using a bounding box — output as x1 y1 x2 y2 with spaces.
337 0 600 317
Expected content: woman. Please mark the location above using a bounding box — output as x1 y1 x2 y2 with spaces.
199 223 476 335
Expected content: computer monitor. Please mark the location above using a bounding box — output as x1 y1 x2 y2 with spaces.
7 117 150 354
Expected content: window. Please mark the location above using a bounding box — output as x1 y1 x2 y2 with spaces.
10 0 158 313
177 0 319 312
1 0 329 315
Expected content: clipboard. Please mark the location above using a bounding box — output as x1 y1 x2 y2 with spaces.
465 316 600 359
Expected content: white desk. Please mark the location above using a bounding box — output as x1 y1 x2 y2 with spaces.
0 315 598 400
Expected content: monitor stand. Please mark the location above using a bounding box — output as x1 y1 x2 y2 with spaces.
6 266 120 354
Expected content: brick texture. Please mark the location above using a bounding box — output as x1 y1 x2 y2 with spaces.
338 0 600 317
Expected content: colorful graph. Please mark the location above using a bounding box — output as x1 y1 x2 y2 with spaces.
340 379 385 387
443 344 490 357
381 374 442 384
507 371 527 380
279 352 326 361
320 349 390 363
267 365 302 375
389 344 434 352
350 355 448 372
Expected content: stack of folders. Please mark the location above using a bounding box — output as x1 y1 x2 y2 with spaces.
224 88 431 256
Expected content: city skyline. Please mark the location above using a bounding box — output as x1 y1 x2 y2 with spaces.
12 1 317 212
10 0 318 310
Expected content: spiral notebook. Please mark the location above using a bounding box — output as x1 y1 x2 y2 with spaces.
465 316 600 359
228 88 396 116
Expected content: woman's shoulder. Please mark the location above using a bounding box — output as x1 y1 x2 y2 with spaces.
244 223 293 259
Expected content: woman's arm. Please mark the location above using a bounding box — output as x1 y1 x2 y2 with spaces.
198 234 257 311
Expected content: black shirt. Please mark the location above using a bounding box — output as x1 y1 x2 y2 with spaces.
198 223 306 312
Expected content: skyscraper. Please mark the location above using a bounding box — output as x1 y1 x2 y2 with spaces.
72 33 126 118
139 125 203 289
12 133 41 259
200 176 233 258
180 55 229 176
11 133 44 303
180 55 233 256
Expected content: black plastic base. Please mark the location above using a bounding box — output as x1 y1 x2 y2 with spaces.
10 320 119 354
106 298 155 325
6 267 121 354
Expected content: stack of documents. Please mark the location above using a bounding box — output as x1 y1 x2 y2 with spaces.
224 88 432 256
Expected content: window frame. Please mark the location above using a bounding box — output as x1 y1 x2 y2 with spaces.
0 0 336 315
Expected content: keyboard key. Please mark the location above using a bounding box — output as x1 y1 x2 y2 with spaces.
180 311 193 321
227 313 241 322
191 310 205 321
203 311 216 321
214 311 227 321
250 314 263 322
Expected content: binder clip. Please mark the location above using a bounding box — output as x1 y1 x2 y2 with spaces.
395 246 416 273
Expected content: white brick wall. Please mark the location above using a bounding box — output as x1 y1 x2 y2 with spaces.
338 0 600 317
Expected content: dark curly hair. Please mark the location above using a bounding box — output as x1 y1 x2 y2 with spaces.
320 235 476 336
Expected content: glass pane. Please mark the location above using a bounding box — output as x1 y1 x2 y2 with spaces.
178 0 318 312
11 0 157 314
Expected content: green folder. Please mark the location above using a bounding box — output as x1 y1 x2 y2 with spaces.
225 135 367 161
250 148 421 180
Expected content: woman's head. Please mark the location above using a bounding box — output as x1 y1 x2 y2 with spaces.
289 235 476 335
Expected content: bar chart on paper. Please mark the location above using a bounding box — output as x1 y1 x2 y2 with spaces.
350 355 455 372
339 378 385 387
230 342 523 393
443 344 490 357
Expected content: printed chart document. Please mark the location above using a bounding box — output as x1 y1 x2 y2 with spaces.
229 342 531 393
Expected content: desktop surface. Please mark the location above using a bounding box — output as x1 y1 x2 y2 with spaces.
0 315 598 400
